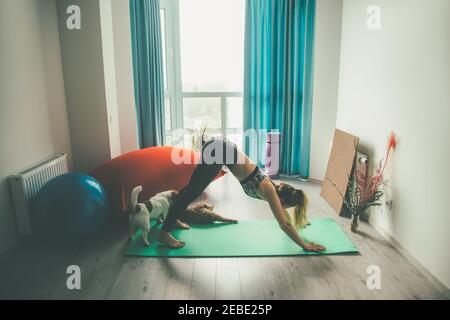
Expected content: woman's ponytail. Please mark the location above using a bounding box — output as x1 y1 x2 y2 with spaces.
292 190 309 229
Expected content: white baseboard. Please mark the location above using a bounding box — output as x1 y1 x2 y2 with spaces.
277 174 323 185
370 220 450 298
308 178 323 185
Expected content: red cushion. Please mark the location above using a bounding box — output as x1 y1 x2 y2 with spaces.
90 146 226 216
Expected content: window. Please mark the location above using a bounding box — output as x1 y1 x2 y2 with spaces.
179 0 244 92
160 0 245 148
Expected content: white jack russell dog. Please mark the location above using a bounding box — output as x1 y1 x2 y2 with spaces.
128 186 177 246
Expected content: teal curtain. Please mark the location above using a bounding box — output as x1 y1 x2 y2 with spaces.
130 0 165 148
243 0 315 177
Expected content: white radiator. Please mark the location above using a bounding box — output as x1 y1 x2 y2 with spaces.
9 154 68 235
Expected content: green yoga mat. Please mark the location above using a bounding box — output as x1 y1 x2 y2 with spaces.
124 218 358 257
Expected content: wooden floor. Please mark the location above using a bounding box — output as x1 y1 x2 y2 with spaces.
0 174 448 300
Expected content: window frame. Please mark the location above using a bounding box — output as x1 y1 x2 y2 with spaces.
160 0 183 133
160 0 243 145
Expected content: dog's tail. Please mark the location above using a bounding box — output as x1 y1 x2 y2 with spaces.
130 185 143 214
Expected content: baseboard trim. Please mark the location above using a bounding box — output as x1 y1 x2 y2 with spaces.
370 220 450 298
277 174 323 185
308 178 323 185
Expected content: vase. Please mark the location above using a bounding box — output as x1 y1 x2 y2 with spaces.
350 214 359 233
264 132 280 179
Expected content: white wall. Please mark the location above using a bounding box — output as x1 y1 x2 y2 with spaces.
56 0 121 173
111 0 138 154
0 0 72 254
309 0 343 181
337 0 449 288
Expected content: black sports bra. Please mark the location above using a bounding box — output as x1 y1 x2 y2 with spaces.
239 166 269 200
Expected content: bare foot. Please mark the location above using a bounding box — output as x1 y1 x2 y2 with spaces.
175 220 190 230
158 231 185 249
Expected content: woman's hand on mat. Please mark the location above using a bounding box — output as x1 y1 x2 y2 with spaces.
302 242 326 252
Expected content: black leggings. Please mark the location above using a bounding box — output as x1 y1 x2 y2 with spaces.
162 137 238 232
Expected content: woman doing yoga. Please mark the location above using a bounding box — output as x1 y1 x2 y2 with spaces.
158 136 326 252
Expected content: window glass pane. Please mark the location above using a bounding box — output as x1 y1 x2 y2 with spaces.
179 0 245 92
164 98 171 130
183 97 221 129
184 133 194 149
226 133 243 151
227 97 243 129
170 134 185 148
165 134 173 146
160 8 168 91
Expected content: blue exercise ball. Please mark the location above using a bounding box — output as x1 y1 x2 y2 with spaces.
33 173 109 244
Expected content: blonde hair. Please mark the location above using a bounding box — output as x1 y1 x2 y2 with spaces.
288 190 309 229
294 191 309 228
276 183 310 229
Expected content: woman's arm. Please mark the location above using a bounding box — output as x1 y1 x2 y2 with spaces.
259 181 325 252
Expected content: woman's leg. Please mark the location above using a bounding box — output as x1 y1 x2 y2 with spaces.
159 163 222 248
160 162 222 235
159 137 237 248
